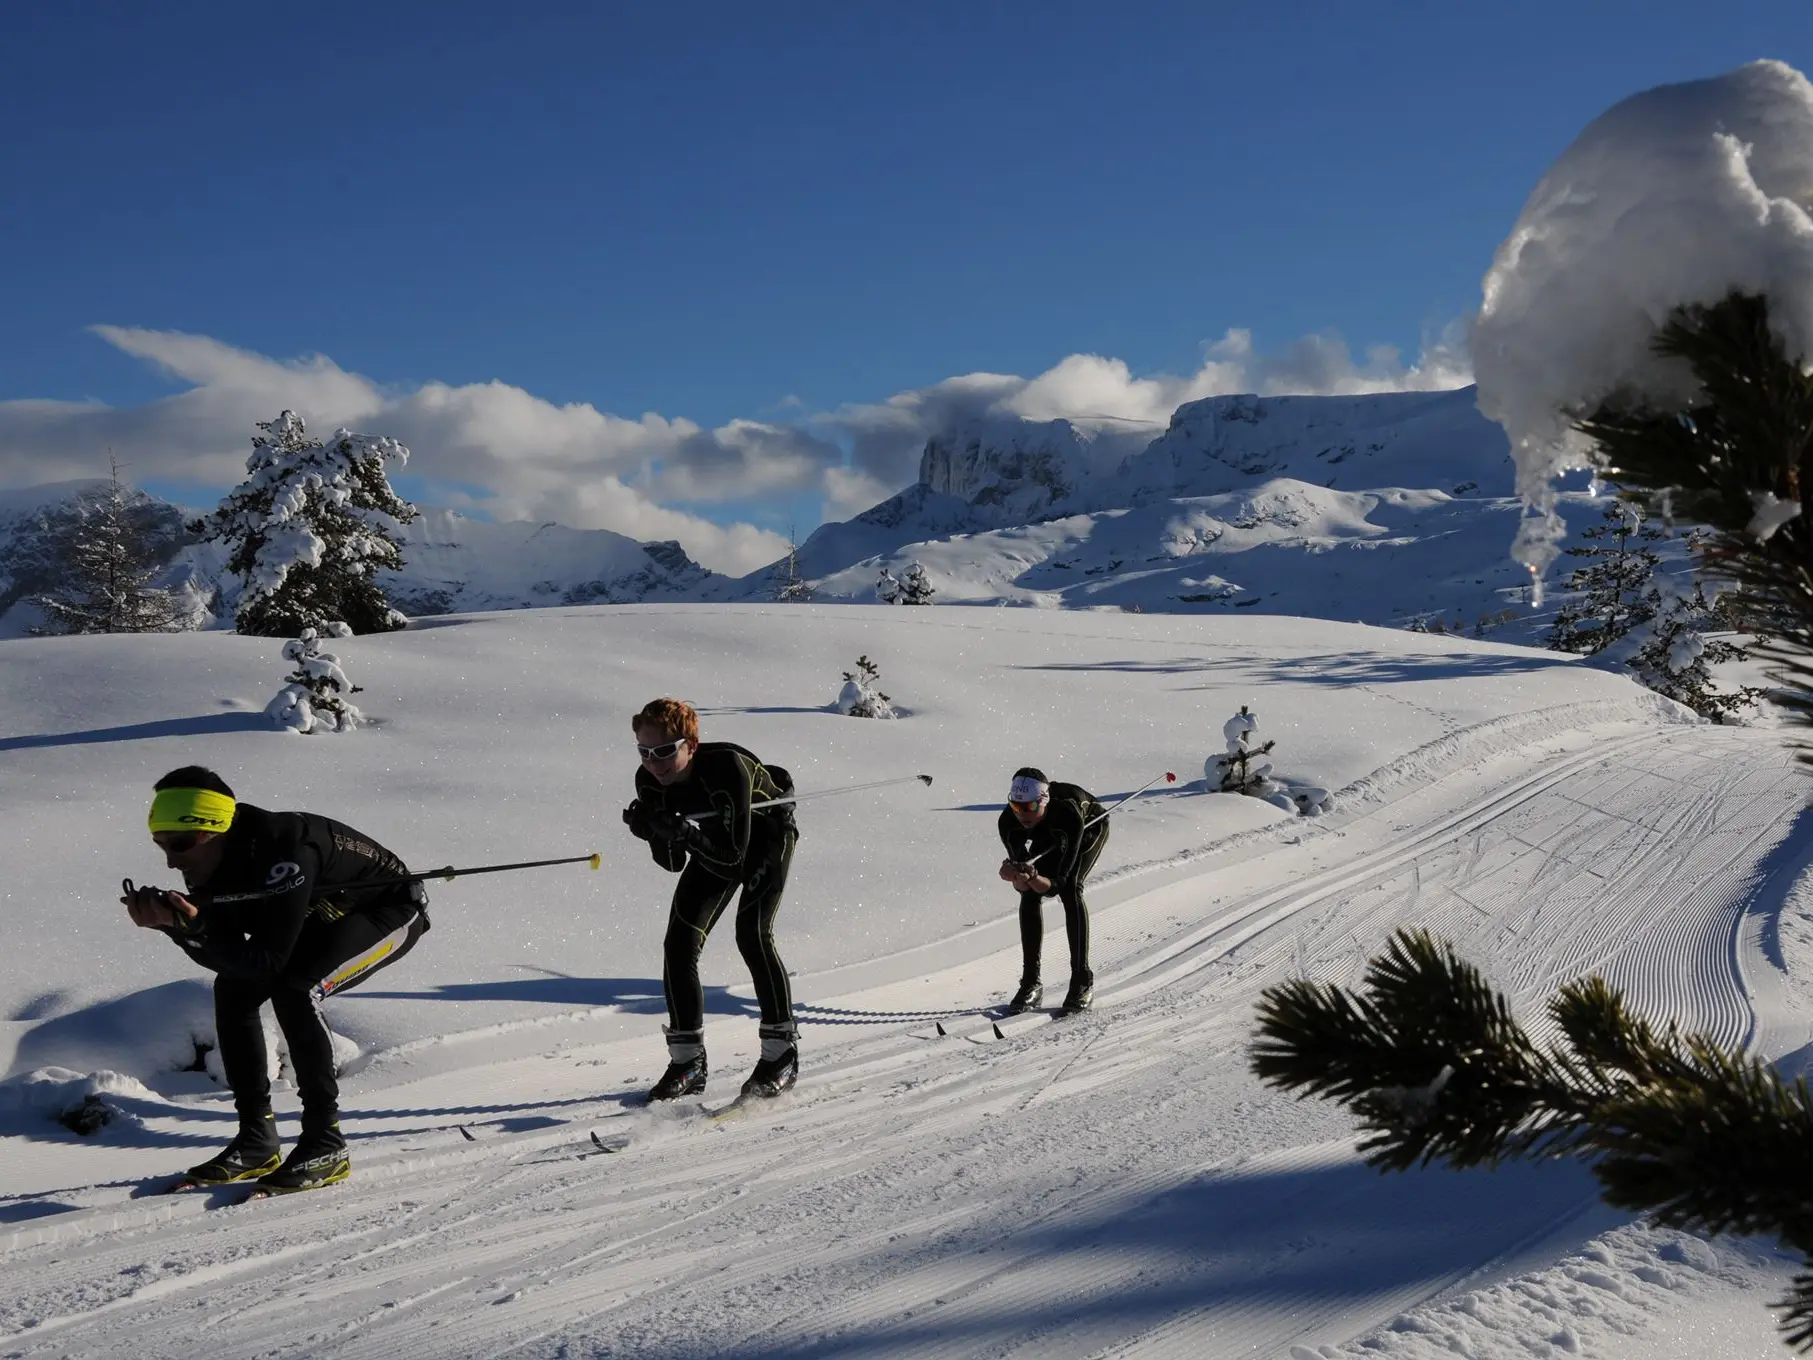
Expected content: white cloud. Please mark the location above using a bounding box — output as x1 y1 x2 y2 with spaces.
0 329 823 575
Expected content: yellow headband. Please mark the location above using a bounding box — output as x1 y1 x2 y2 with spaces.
148 787 237 835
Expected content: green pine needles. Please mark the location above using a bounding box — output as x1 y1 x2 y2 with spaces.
1252 929 1813 1346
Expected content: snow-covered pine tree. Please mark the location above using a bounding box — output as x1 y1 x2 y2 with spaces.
34 456 188 634
1208 705 1279 795
835 654 895 718
875 566 901 604
193 411 418 637
1545 501 1662 655
265 624 363 734
771 534 814 603
1629 577 1766 722
897 562 935 605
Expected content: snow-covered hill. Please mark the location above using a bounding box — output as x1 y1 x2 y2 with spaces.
0 604 1803 1358
0 491 720 636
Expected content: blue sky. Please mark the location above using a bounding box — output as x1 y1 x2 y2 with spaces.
1 2 1807 572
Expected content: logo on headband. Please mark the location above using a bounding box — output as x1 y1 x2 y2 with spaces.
1008 775 1049 805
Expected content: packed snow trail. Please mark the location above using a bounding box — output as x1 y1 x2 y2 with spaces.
2 722 1806 1358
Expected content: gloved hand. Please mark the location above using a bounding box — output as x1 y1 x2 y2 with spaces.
622 801 652 840
646 808 699 849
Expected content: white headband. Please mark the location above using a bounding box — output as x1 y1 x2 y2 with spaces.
1008 775 1049 803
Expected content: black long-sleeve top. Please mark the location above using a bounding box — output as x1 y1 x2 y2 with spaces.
632 743 789 878
996 783 1103 893
162 804 411 983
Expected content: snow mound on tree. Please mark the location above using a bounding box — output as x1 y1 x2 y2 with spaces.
1471 58 1813 578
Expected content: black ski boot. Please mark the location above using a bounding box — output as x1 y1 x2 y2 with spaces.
1004 979 1043 1015
256 1120 350 1193
742 1024 799 1099
647 1053 709 1103
1061 972 1094 1015
186 1111 282 1184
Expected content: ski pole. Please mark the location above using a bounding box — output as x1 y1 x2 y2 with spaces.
123 852 604 907
361 853 604 889
1023 771 1177 867
682 773 934 823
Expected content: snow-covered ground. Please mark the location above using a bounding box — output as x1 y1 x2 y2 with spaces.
1 603 1807 1358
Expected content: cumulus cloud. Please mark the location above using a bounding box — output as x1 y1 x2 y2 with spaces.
821 326 1473 490
0 328 818 574
0 321 1472 573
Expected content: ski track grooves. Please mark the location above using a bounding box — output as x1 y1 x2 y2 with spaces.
2 720 1806 1359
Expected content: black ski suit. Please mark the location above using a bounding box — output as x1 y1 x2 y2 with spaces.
998 783 1108 988
626 744 797 1036
158 805 429 1126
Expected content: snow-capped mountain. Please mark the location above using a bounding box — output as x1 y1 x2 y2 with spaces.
0 385 1585 640
381 509 715 617
0 490 719 637
759 385 1580 639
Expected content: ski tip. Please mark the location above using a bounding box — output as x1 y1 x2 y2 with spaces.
992 1022 1006 1040
934 1020 948 1037
458 1124 476 1142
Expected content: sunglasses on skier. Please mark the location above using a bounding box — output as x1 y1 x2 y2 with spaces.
1008 798 1045 814
636 739 686 762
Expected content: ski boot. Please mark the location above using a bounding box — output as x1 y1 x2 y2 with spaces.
182 1111 282 1185
1061 972 1094 1016
1004 979 1043 1015
741 1023 799 1099
646 1053 709 1102
256 1119 350 1193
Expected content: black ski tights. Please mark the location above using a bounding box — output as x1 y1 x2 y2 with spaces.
214 903 426 1125
663 821 796 1034
1018 821 1107 984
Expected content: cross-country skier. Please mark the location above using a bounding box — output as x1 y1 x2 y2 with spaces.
121 766 429 1192
621 698 800 1103
997 767 1107 1015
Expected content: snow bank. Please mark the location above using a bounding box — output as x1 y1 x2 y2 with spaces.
1471 59 1813 578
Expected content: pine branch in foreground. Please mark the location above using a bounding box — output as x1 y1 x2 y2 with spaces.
1251 928 1813 1348
1576 289 1813 755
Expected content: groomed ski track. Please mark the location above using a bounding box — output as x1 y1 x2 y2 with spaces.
4 714 1809 1358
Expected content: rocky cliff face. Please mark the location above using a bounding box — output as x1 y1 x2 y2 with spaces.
1119 387 1510 502
916 416 1151 524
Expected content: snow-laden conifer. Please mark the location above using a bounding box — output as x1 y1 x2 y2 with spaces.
193 411 417 637
34 458 191 634
1207 705 1278 796
896 562 935 606
835 654 895 719
265 624 362 734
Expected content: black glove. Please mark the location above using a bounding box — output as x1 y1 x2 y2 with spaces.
646 808 697 848
622 801 652 841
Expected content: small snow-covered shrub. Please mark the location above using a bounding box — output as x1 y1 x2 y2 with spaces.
876 566 901 604
1208 705 1278 795
835 654 895 719
266 626 363 734
897 562 935 605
